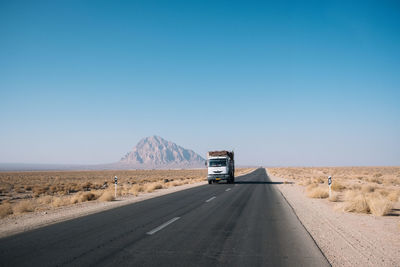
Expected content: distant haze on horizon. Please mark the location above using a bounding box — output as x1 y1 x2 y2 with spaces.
1 0 399 167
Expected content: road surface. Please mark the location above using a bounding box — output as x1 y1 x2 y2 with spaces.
0 168 329 266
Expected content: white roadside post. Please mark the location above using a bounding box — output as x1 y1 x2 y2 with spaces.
328 176 332 198
114 176 118 199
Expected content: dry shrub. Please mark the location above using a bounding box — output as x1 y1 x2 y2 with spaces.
329 192 339 202
32 186 49 197
171 181 181 187
52 197 71 207
377 189 389 197
384 178 400 186
71 192 98 204
0 203 13 218
162 182 172 188
81 192 97 201
49 185 58 194
367 195 393 216
361 185 375 193
386 191 400 202
130 184 144 196
98 191 115 202
153 183 163 190
144 183 163 193
341 191 369 213
24 185 32 191
350 184 361 190
331 181 346 192
339 190 394 216
306 183 318 191
37 195 53 205
13 200 35 214
306 186 329 199
298 179 312 186
144 184 154 193
369 177 383 184
119 184 131 196
16 187 25 193
312 177 325 184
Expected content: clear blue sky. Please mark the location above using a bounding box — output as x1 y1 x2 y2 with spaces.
1 0 399 166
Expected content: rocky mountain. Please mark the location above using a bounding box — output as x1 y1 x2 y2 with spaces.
117 136 205 169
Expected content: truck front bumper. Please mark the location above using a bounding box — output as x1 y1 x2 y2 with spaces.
207 174 230 181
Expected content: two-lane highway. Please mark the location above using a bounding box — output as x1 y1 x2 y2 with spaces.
0 168 330 266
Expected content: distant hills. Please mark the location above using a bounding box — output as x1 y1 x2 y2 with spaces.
0 136 206 171
115 135 206 169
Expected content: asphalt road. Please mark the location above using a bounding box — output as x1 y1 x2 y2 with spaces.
0 168 329 266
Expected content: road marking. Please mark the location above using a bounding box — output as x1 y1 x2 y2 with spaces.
205 196 216 202
146 217 180 235
225 188 231 192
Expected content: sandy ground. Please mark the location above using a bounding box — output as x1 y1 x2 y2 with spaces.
268 169 400 267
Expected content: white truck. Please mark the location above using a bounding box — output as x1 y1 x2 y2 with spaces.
207 151 235 184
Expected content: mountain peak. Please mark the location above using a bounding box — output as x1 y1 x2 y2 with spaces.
119 136 205 169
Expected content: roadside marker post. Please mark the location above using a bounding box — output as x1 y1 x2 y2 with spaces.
114 176 118 199
328 176 332 198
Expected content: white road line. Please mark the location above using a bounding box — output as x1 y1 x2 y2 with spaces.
205 196 216 202
225 188 231 192
146 217 180 235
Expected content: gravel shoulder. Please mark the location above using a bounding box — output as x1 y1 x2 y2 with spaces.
268 169 400 267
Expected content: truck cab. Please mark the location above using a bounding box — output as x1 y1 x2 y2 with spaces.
207 151 234 184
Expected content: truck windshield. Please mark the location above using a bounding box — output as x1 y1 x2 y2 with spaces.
209 159 227 167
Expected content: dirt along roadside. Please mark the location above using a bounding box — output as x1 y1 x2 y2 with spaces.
267 168 400 267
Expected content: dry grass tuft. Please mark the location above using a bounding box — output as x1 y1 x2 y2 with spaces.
130 184 144 196
0 203 13 218
98 191 115 202
306 183 318 190
143 182 163 193
331 181 346 192
367 195 393 216
361 185 375 193
70 192 98 204
52 197 71 207
369 177 383 184
306 186 329 199
341 191 369 213
313 177 325 184
13 200 35 214
37 195 53 205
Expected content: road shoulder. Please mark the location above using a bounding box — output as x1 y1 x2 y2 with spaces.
267 169 400 267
